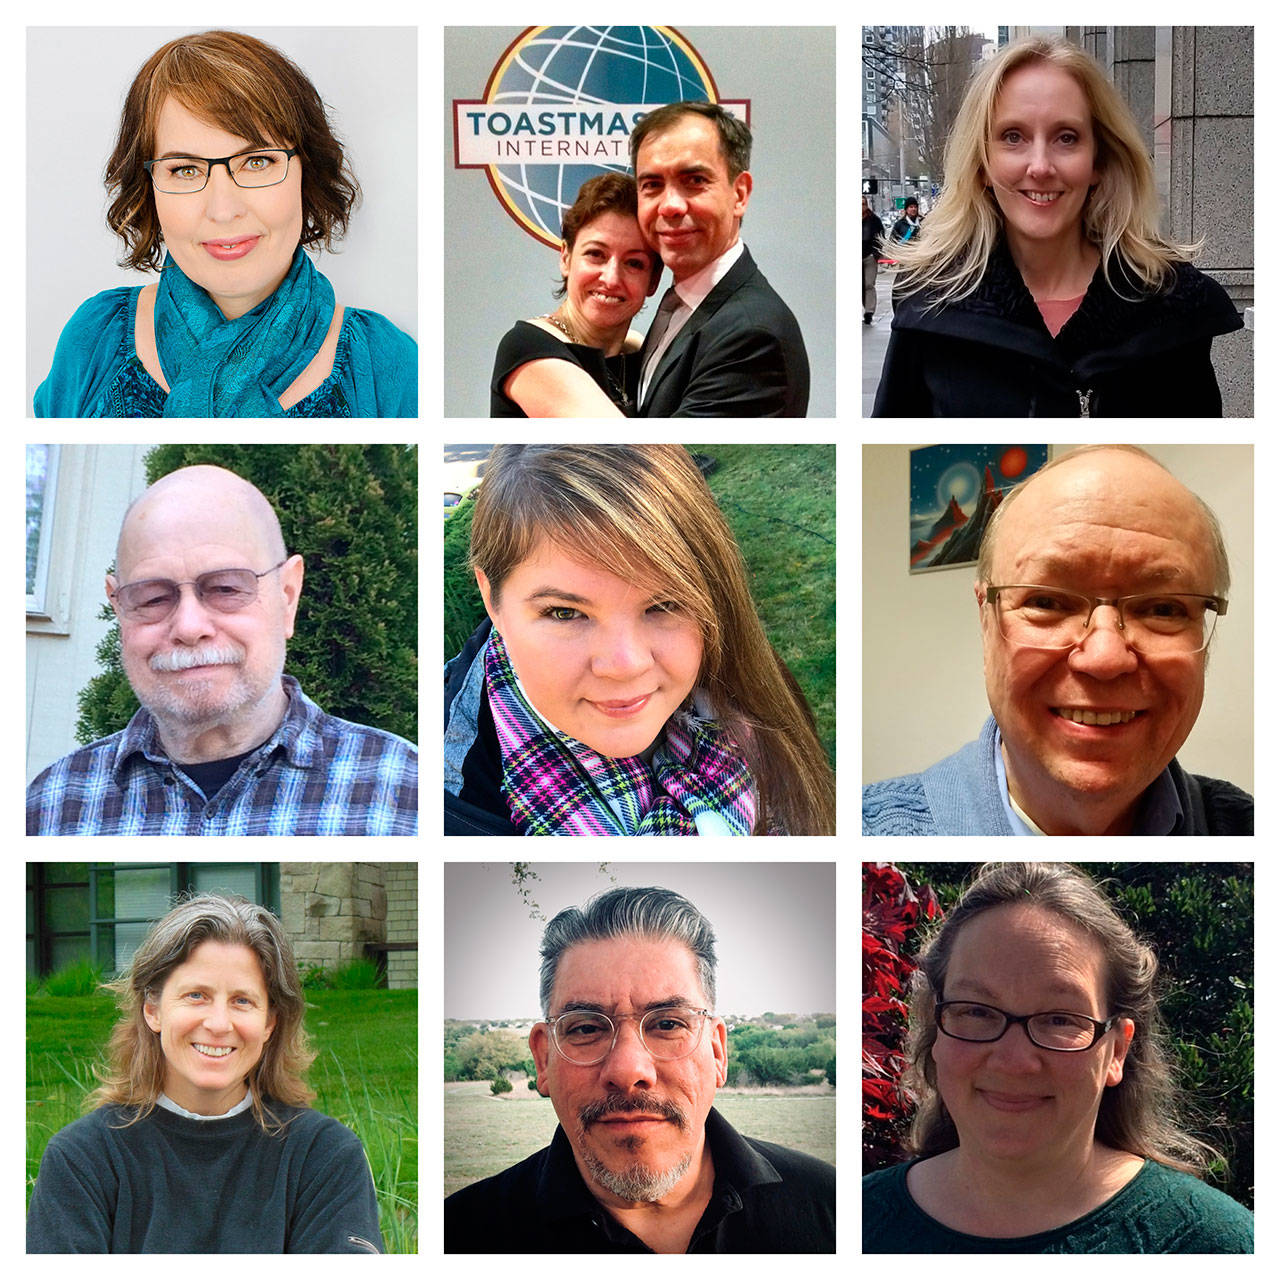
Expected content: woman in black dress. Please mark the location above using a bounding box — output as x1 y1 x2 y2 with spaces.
873 36 1242 418
491 174 662 417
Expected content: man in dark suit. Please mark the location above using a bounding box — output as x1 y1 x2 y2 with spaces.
631 102 809 417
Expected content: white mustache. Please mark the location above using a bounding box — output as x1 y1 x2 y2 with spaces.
149 645 245 672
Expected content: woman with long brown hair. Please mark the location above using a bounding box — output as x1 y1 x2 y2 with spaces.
444 444 835 835
863 863 1252 1252
27 894 382 1254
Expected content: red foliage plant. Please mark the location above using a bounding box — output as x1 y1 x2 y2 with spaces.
862 863 941 1171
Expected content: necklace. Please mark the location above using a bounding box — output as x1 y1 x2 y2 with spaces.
542 309 632 410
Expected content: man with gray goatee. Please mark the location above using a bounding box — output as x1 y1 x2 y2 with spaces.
26 465 416 835
445 886 835 1253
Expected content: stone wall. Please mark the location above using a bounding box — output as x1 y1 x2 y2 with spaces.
279 863 387 971
279 862 418 989
384 862 418 989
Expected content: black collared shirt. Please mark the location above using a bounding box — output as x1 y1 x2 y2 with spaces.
444 1106 836 1253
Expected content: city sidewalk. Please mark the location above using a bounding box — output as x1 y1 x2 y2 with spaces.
861 268 897 416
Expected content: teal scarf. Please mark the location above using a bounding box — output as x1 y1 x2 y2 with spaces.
154 246 334 417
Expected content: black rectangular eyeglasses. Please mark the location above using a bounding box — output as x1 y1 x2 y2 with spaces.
936 999 1117 1052
143 148 299 193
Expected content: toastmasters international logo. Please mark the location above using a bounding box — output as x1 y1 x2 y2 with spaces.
454 26 748 249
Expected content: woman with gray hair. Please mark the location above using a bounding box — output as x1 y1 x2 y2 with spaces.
863 863 1252 1253
27 893 382 1254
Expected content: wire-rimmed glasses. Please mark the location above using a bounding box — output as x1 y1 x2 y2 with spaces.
547 1005 713 1066
984 584 1227 654
143 148 299 194
936 1000 1117 1052
111 561 288 623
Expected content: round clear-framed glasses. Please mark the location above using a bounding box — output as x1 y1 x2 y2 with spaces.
143 147 299 194
936 1000 1117 1052
111 561 288 623
547 1005 713 1066
984 584 1227 655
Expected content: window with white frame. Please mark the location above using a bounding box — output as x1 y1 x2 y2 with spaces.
26 444 60 615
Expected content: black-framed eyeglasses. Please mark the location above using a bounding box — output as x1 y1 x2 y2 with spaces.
143 148 299 194
111 561 288 623
547 1005 713 1066
984 584 1226 655
936 1000 1117 1052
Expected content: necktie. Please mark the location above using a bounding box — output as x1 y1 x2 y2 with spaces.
640 288 682 402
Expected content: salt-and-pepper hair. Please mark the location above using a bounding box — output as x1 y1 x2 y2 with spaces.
88 892 314 1131
538 886 717 1017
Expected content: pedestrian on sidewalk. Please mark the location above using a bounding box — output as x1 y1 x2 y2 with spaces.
863 196 885 325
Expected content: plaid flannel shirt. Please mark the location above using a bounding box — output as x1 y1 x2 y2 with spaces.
26 676 417 836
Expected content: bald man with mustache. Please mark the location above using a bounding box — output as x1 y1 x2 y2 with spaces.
27 465 417 835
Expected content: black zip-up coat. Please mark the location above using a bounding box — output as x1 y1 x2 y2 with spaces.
873 241 1243 417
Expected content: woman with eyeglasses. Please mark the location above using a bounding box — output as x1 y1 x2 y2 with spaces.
444 444 836 835
34 30 416 417
863 862 1253 1254
872 36 1243 418
27 894 383 1253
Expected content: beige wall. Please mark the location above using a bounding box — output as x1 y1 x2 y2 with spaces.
862 444 1253 794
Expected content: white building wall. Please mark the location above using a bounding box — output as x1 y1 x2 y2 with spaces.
27 444 151 784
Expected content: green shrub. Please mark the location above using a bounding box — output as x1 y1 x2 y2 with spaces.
490 1074 513 1096
331 957 384 990
76 443 417 745
43 959 103 997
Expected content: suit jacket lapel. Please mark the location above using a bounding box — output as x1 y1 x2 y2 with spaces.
642 246 758 408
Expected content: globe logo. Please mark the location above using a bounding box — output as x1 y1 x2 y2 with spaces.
456 26 741 249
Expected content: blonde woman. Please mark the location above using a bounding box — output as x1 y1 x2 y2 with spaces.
27 894 382 1254
873 37 1242 418
444 444 836 836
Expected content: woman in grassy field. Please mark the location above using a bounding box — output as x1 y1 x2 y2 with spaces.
444 443 836 836
26 893 383 1254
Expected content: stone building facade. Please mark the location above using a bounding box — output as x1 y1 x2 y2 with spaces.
279 862 418 989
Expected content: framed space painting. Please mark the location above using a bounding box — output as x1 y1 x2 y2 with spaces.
909 444 1049 574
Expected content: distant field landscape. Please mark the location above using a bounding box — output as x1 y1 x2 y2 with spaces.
443 1080 835 1197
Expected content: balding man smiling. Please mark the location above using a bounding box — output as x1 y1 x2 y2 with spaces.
864 446 1252 836
27 465 416 835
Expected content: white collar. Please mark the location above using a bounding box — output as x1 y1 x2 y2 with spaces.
157 1090 255 1121
672 239 745 312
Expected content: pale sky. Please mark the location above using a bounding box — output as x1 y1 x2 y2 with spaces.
444 862 837 1020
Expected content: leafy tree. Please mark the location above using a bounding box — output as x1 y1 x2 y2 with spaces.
454 1029 529 1082
862 863 940 1170
76 443 417 745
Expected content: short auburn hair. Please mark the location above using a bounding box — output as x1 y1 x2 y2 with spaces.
553 172 661 298
105 30 361 272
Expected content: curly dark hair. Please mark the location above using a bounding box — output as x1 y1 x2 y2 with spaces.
105 30 361 272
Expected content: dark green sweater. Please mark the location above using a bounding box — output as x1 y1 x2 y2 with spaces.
863 1157 1252 1253
26 1102 383 1254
